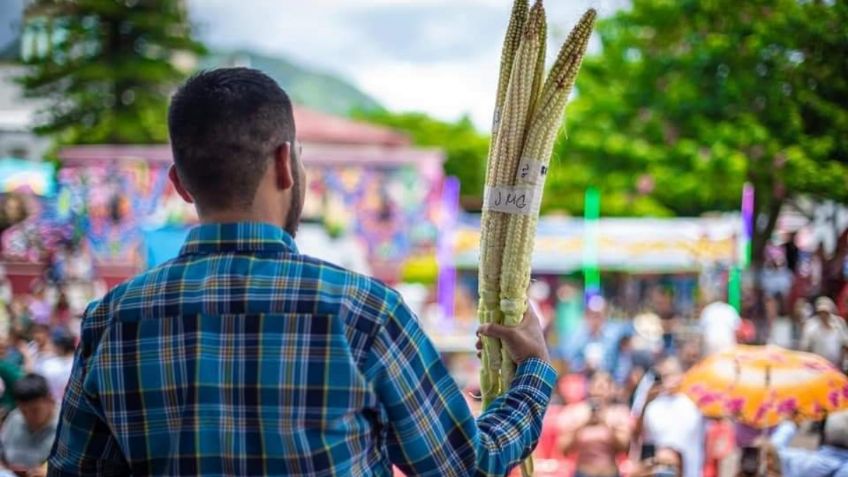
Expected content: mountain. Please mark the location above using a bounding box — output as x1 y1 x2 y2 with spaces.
0 37 19 63
200 50 383 117
0 0 21 63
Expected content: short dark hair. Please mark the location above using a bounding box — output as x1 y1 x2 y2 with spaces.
52 328 77 355
168 68 296 211
12 374 50 403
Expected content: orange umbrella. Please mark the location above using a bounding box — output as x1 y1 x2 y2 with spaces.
680 345 848 428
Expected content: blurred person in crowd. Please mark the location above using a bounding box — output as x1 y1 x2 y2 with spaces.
25 285 51 327
736 442 783 477
837 283 848 324
766 294 794 349
33 329 75 403
791 300 812 344
555 283 583 341
649 287 675 320
677 337 703 372
659 313 679 357
50 292 71 328
800 296 848 369
618 351 653 408
784 232 799 274
767 410 848 477
565 296 619 373
762 254 793 300
700 301 740 355
23 325 53 371
0 331 24 369
0 266 11 310
0 334 24 415
0 274 10 346
558 372 632 477
8 299 31 332
0 307 9 354
633 446 684 477
0 374 57 477
635 356 705 477
612 333 635 385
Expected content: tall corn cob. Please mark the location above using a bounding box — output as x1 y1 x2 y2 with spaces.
529 8 547 118
477 6 595 476
479 0 528 408
489 0 528 141
498 9 597 392
478 0 545 409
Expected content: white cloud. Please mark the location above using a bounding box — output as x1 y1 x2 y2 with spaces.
188 0 628 129
352 58 500 127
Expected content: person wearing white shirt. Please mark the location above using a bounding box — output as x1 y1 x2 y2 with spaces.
635 356 705 477
33 330 75 403
699 301 740 355
800 296 848 369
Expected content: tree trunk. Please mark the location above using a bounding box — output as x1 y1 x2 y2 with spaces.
749 196 783 322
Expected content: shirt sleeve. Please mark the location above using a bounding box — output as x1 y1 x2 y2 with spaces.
47 303 130 477
0 410 11 462
799 322 814 351
837 319 848 346
364 298 556 477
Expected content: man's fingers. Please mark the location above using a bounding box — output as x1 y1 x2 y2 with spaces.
478 323 511 340
518 300 542 328
528 299 541 318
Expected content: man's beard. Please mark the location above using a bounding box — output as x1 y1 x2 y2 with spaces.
284 174 302 238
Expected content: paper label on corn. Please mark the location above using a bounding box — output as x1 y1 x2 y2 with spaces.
483 185 542 215
516 157 548 184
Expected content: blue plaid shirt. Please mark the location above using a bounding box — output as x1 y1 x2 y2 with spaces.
48 222 555 476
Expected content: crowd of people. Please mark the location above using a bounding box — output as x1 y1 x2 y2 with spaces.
1 252 848 477
530 293 848 477
0 268 82 477
2 270 848 476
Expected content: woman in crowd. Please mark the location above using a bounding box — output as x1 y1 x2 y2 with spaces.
633 446 684 477
558 371 632 477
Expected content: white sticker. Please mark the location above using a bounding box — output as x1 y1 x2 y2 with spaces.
516 157 549 184
483 185 542 215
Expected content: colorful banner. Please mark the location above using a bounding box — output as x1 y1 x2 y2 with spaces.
453 216 738 273
303 162 442 279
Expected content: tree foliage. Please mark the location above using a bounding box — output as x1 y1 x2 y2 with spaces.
546 0 848 259
19 0 204 144
354 110 489 201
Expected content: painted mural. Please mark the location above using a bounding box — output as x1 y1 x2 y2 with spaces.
2 155 444 283
303 162 442 277
2 160 196 267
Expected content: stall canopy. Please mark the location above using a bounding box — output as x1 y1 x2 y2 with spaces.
0 157 55 196
453 215 739 273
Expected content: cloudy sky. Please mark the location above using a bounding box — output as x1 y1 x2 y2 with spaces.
0 1 626 128
188 0 626 128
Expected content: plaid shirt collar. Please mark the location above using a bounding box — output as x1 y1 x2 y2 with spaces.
179 222 299 255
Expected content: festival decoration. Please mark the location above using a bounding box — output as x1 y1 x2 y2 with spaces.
0 158 56 196
681 345 848 428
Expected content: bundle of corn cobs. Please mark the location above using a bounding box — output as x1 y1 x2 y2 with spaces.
477 2 595 475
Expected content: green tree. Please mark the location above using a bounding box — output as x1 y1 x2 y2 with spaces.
354 110 489 201
546 0 848 264
19 0 204 144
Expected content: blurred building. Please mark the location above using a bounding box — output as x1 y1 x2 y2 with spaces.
451 214 740 321
0 106 445 291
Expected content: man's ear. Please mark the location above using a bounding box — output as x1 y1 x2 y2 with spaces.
169 165 194 204
273 143 295 191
